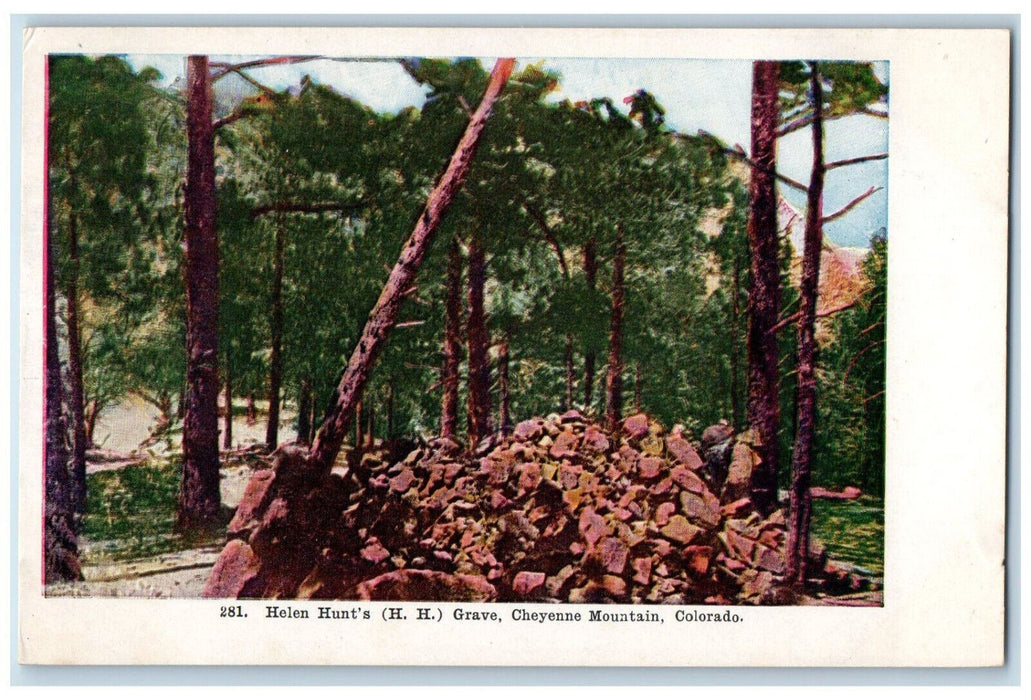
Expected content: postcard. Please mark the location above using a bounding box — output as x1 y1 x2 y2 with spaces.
17 25 1009 666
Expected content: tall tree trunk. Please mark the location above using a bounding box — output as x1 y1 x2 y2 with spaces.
605 227 626 433
441 237 463 440
177 55 221 534
730 260 743 429
307 58 514 475
564 335 575 412
297 378 312 446
787 63 826 585
222 356 232 450
246 392 256 425
44 179 81 583
466 228 493 444
582 234 598 409
745 60 783 515
65 212 87 517
265 220 285 452
498 333 511 436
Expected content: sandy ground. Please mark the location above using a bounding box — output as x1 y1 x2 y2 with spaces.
48 398 296 599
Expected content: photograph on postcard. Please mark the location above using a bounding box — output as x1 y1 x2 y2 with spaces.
19 26 1008 668
41 52 888 606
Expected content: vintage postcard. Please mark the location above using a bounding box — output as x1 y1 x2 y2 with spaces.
18 26 1009 666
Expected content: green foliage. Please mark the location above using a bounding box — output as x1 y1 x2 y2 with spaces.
809 496 885 576
81 460 189 561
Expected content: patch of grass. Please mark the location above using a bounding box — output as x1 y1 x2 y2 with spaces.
82 459 190 563
809 495 884 577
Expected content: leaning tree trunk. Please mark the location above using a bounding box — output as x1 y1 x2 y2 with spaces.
44 196 81 583
65 212 88 517
605 227 626 433
265 220 285 452
177 55 222 534
583 234 598 409
466 228 493 444
441 236 464 441
745 60 782 516
306 58 515 475
787 63 826 585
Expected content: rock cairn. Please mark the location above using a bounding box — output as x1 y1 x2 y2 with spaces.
204 411 875 603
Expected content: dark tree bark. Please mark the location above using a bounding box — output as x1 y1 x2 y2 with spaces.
265 220 285 452
386 381 395 439
498 333 511 436
222 357 233 450
466 228 493 444
582 234 598 409
745 60 783 515
297 378 312 446
605 227 626 433
177 55 222 534
355 400 365 457
84 400 99 448
730 260 744 429
65 212 87 517
307 58 514 475
441 237 464 440
45 202 81 583
246 392 256 425
787 63 826 585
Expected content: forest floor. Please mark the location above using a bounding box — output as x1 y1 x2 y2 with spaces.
47 400 883 603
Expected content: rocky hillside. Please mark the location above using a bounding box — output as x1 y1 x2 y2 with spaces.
204 411 877 604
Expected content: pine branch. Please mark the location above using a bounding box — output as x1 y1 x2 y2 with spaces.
522 200 570 278
769 299 858 335
210 56 322 81
825 153 889 170
822 186 881 224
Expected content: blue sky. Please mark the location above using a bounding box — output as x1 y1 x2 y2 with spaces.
127 55 888 248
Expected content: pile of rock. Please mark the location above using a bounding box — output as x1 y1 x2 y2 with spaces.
203 411 875 603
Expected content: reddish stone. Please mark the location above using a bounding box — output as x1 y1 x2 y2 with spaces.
355 569 497 602
683 545 713 577
638 456 663 479
721 497 752 517
560 409 585 424
632 557 653 585
660 515 701 545
512 571 547 596
513 419 544 442
389 468 417 492
598 536 629 574
360 539 390 563
578 507 608 546
490 491 510 510
666 434 703 470
227 469 275 537
517 462 542 492
623 413 650 439
202 539 261 598
650 477 674 496
725 528 756 560
754 543 786 574
601 575 627 598
558 462 582 490
582 426 610 453
680 491 721 528
654 501 676 526
550 429 581 459
671 466 707 494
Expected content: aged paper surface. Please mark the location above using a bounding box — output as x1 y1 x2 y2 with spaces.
18 26 1008 666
